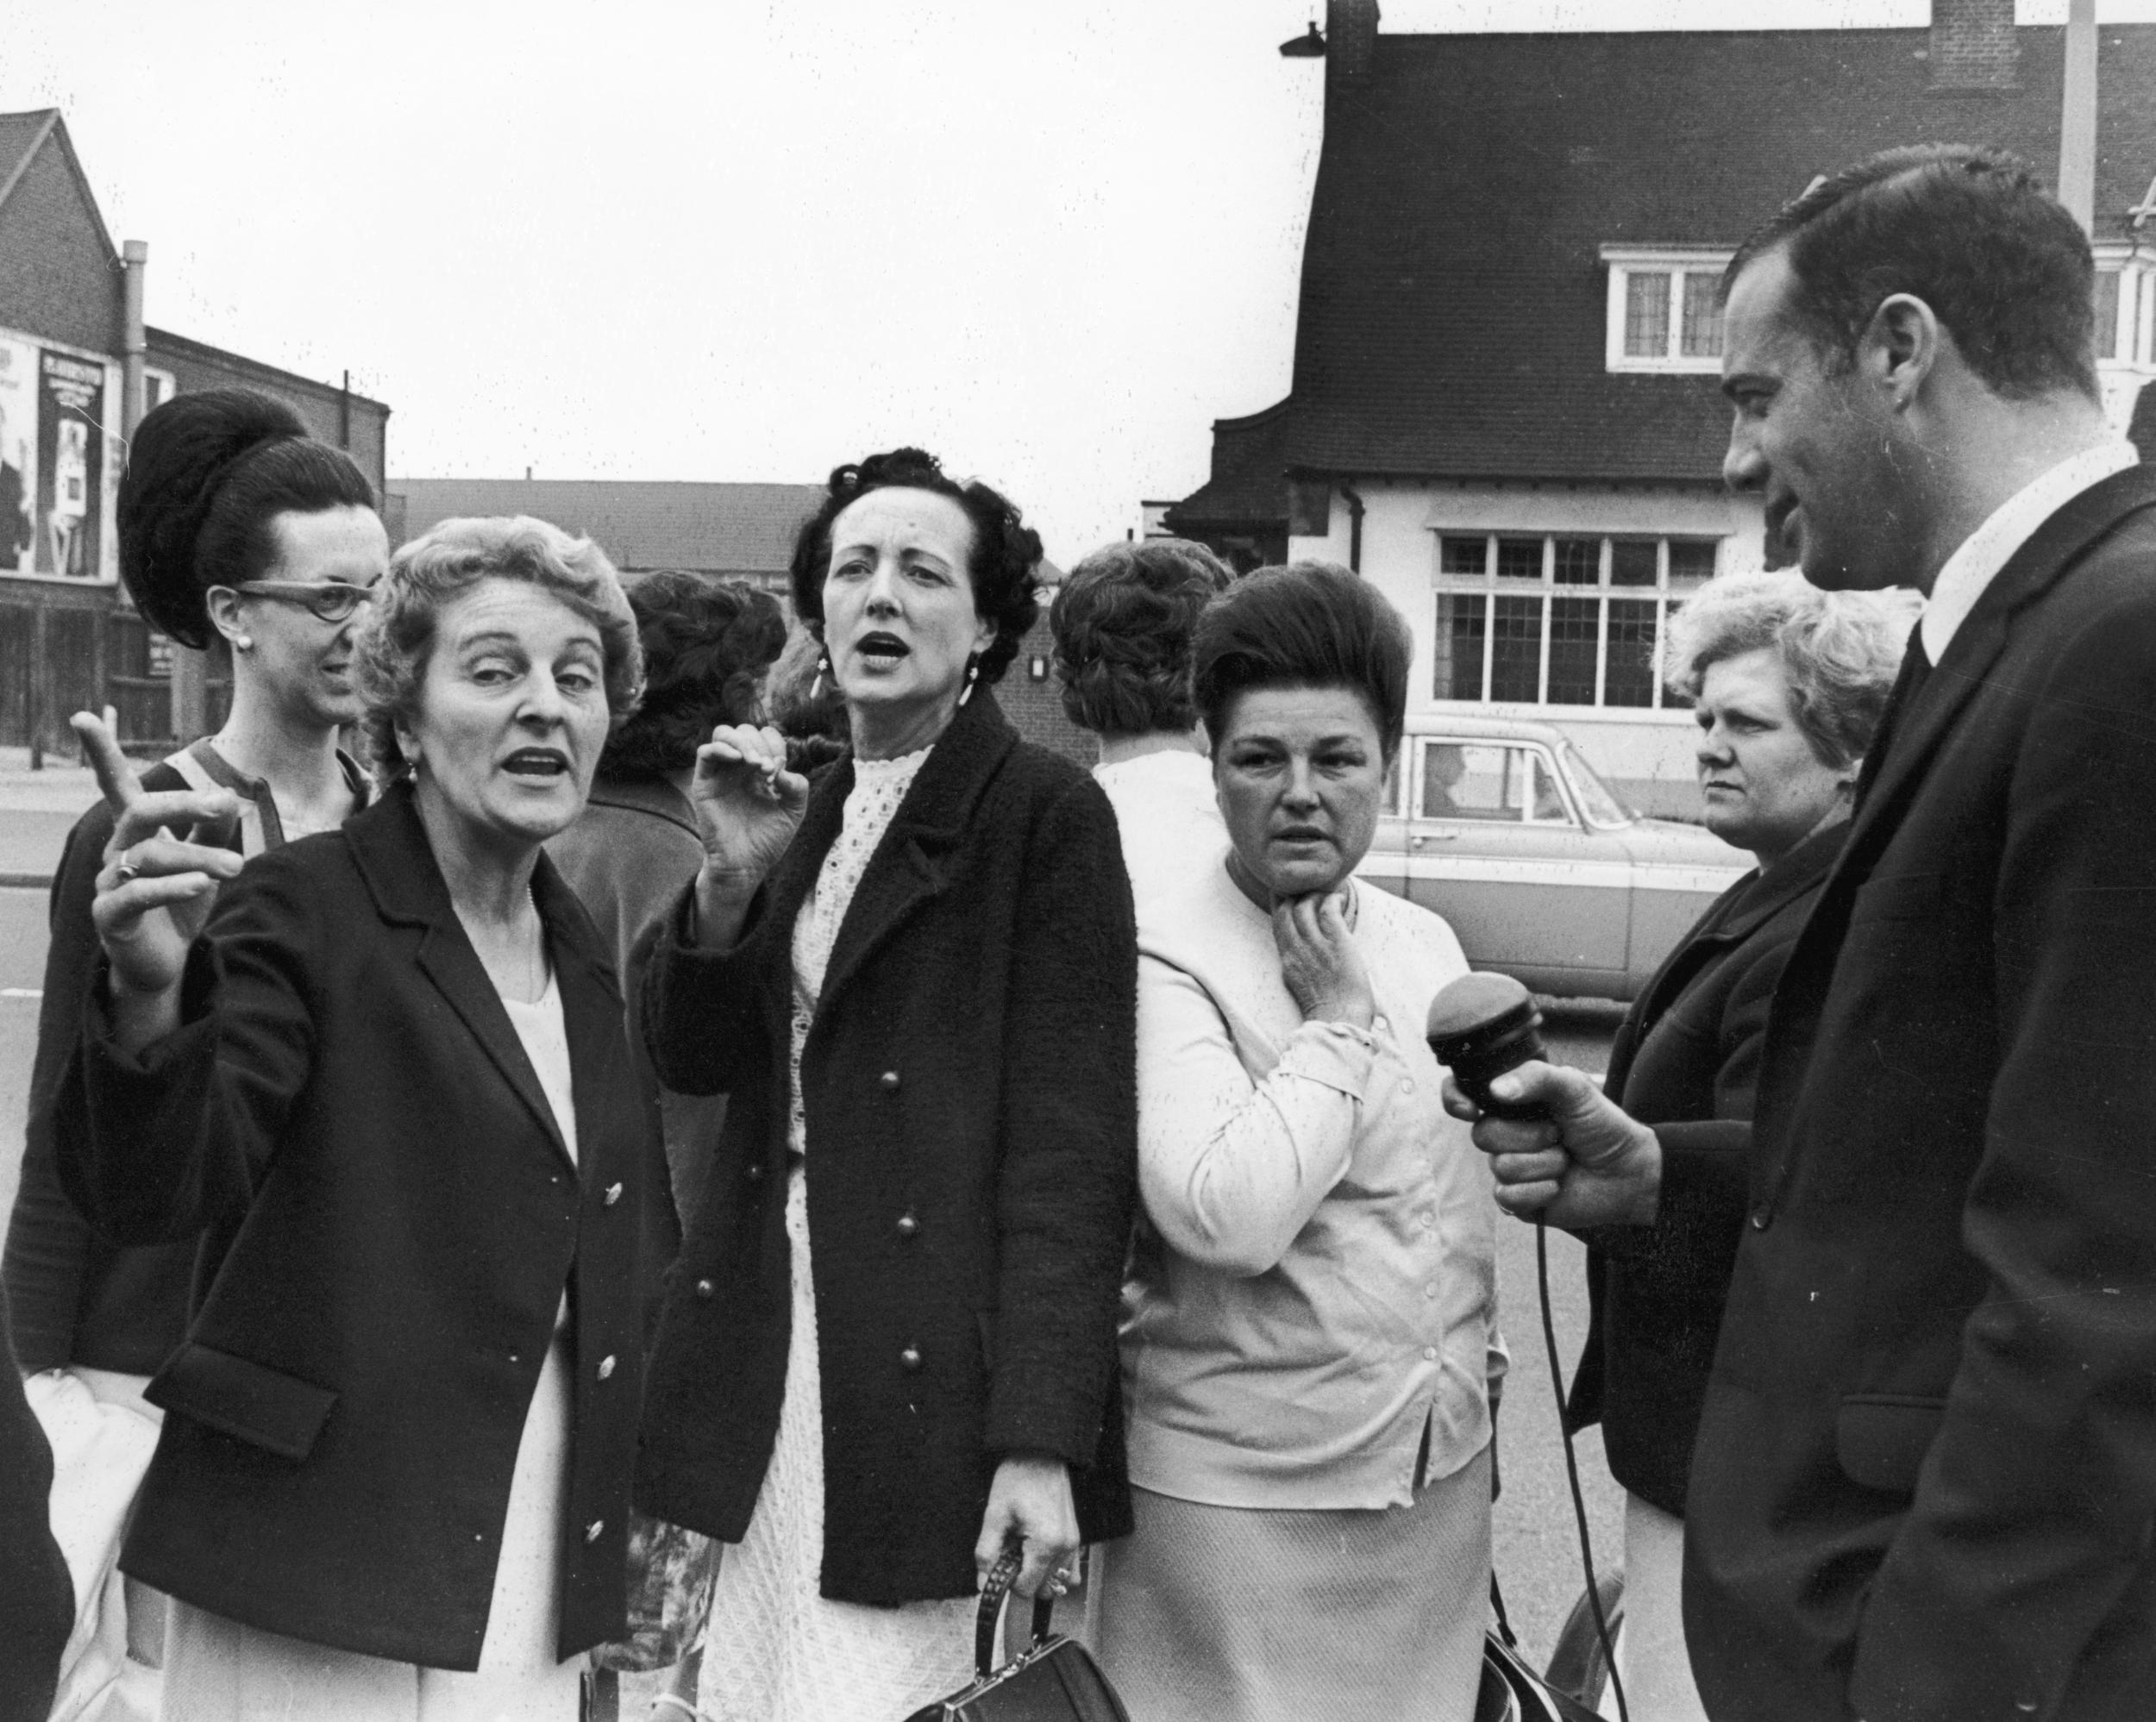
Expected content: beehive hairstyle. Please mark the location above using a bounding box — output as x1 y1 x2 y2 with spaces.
118 387 375 648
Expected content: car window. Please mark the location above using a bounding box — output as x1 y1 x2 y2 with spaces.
1558 738 1637 828
1418 742 1570 823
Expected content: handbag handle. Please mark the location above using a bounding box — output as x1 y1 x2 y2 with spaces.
974 1542 1056 1677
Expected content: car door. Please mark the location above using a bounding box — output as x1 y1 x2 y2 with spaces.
1394 737 1630 990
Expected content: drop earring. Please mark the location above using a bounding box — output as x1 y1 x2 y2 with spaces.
957 656 981 707
810 651 830 701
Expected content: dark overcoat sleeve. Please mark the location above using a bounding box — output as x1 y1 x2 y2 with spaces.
3 802 116 1363
983 776 1138 1467
54 852 319 1247
641 885 774 1099
1847 589 2156 1719
0 1286 71 1722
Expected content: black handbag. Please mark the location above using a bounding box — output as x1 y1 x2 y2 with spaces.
903 1547 1131 1722
1477 1578 1607 1722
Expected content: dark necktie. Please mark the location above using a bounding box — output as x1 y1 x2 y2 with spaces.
1855 624 1933 805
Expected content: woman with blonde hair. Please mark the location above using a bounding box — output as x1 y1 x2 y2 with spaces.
55 516 661 1718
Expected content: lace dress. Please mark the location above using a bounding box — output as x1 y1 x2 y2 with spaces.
699 748 978 1722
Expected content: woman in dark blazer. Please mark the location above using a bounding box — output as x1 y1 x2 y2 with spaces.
54 516 659 1718
634 448 1137 1722
1562 570 1911 1720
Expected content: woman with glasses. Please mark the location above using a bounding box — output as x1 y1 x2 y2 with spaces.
2 387 385 1706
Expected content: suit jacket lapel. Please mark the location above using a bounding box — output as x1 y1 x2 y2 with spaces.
531 852 627 1176
817 691 1018 1011
346 786 576 1176
1758 465 2156 1169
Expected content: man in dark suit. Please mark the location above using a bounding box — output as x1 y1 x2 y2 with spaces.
1461 146 2156 1721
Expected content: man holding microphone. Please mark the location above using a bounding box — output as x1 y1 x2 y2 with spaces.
1457 146 2156 1722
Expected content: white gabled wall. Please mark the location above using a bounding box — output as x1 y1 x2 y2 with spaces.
1287 478 1769 813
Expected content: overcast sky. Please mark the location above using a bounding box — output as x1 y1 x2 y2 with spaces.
6 2 2148 566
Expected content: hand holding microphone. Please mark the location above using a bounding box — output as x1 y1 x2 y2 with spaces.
1428 973 1663 1230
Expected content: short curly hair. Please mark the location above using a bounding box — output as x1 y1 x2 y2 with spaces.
1193 561 1413 761
1050 538 1232 736
354 516 642 782
787 448 1042 684
1663 568 1916 769
599 571 786 779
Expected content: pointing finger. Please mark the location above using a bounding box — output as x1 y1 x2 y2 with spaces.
72 711 141 815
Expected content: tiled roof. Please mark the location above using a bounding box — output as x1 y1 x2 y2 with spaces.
1208 23 2156 507
391 479 825 574
1170 398 1294 526
0 110 58 210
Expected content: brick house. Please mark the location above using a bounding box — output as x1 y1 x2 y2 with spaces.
0 109 390 751
1169 2 2156 811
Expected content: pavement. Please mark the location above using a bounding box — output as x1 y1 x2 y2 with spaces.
0 745 100 886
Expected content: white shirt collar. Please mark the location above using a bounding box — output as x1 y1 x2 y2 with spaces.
1920 441 2140 661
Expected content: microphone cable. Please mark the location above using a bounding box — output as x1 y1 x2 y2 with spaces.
1536 1216 1629 1722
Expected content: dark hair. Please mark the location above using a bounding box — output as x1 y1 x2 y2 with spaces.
787 447 1042 683
119 387 377 648
1723 144 2098 401
1192 561 1413 760
1050 537 1232 736
766 625 850 749
599 572 786 778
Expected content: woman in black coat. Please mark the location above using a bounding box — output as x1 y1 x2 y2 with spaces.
634 449 1138 1722
1561 570 1911 1719
54 517 659 1717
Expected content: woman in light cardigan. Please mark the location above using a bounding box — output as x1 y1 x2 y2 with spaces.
1091 561 1505 1722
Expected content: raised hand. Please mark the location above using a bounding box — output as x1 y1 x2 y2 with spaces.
1273 890 1376 1029
686 723 811 943
73 711 241 1008
1440 1059 1663 1229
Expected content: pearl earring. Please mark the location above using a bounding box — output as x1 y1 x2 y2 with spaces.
235 635 254 651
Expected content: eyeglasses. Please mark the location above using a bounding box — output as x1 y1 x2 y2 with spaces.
226 580 380 623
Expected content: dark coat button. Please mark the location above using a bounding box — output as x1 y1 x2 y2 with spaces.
900 1345 923 1371
880 1070 900 1090
896 1212 919 1238
695 1279 716 1299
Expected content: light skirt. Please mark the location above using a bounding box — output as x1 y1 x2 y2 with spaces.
160 1331 581 1722
1089 1446 1492 1722
1601 1492 1709 1722
698 1164 976 1722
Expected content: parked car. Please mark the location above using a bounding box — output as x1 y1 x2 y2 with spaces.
1357 714 1747 1002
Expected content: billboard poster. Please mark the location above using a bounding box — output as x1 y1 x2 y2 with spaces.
0 336 34 577
0 327 121 585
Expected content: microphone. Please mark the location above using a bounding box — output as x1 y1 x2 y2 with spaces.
1426 972 1551 1120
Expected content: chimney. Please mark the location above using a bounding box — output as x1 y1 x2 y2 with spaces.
2058 0 2097 233
1930 0 2019 91
1327 0 1379 87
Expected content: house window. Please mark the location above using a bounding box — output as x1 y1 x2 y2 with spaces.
142 368 175 413
1601 248 1733 373
2091 253 2156 369
1432 532 1720 711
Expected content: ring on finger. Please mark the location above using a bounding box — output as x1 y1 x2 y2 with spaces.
114 852 140 883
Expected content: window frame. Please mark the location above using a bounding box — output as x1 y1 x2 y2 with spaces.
2092 248 2156 372
1601 247 1734 374
1409 736 1580 829
1429 530 1722 713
